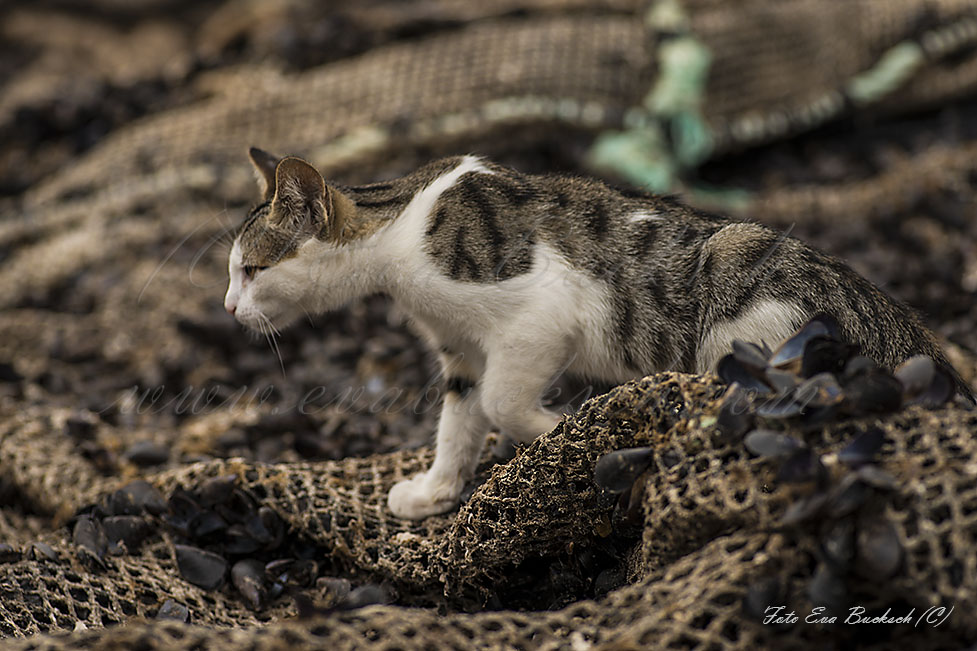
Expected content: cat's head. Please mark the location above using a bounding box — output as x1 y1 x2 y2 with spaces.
224 147 351 331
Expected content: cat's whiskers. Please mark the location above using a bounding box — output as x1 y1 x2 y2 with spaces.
284 296 317 327
258 312 287 378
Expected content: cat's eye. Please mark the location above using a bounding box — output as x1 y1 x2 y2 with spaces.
243 265 267 279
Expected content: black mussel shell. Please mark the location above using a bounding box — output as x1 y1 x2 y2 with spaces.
843 371 903 415
265 558 294 583
717 355 771 393
165 493 201 536
837 428 885 468
168 489 201 518
189 510 228 539
245 506 284 549
244 515 272 547
109 480 167 516
779 492 829 526
776 448 825 484
856 517 903 580
716 385 754 440
744 429 804 458
594 447 655 493
808 563 849 615
810 313 841 339
827 474 869 519
156 599 190 622
317 577 352 607
224 524 263 555
793 373 843 409
743 574 789 626
216 488 258 525
896 356 954 407
130 480 167 515
64 417 96 440
0 543 20 563
843 355 880 379
231 559 267 610
821 519 855 574
101 515 153 550
593 569 626 598
174 544 227 590
292 592 327 618
854 465 897 490
755 393 804 419
73 516 108 568
341 584 389 610
198 475 238 508
286 560 318 587
797 403 842 427
764 369 798 395
732 340 770 370
107 489 139 517
769 317 832 370
27 542 59 562
801 337 857 378
79 442 117 474
267 558 318 587
893 356 934 396
913 365 953 408
123 441 170 467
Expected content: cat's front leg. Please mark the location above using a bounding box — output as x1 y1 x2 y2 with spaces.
388 377 489 519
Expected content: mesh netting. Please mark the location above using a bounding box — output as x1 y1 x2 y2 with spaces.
2 375 976 648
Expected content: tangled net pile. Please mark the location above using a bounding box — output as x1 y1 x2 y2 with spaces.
2 0 977 648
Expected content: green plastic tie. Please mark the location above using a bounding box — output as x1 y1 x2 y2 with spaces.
846 41 925 105
588 126 677 193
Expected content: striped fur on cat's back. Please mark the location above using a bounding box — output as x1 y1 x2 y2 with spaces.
224 148 972 519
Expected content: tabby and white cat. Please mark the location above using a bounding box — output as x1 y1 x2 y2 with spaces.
224 148 970 519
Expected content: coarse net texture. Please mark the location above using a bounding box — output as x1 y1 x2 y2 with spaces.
2 375 977 649
2 0 977 649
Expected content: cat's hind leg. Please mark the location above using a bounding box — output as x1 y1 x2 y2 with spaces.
478 338 566 444
388 352 488 519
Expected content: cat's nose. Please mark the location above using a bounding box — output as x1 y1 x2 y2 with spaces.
226 303 236 316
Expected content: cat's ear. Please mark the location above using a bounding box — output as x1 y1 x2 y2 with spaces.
249 147 281 200
271 157 328 230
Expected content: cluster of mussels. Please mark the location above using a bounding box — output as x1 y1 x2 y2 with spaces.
65 477 385 620
714 314 956 424
594 315 958 624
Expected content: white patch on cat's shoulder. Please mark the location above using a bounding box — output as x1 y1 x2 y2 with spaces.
382 155 493 260
628 210 662 223
697 299 807 374
403 156 492 225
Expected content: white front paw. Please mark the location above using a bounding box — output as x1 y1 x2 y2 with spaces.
387 473 461 519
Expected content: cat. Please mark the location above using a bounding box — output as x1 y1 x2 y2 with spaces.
224 147 973 519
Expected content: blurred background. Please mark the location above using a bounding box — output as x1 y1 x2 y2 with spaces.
0 0 975 478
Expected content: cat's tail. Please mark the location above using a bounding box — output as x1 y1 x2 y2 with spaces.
946 362 977 407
